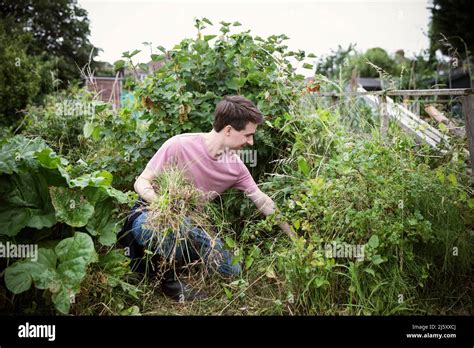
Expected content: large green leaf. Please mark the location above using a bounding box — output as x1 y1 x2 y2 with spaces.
0 136 48 174
83 186 110 205
0 207 31 237
32 249 59 291
68 170 130 204
34 148 62 169
86 198 120 246
4 261 46 294
5 233 98 314
99 249 131 285
4 248 58 294
55 232 98 295
51 232 97 314
0 172 56 236
51 286 71 314
49 187 94 227
55 232 98 266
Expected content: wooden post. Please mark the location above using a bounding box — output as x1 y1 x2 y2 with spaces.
463 94 474 174
402 95 409 110
425 104 465 138
380 95 389 138
350 67 358 92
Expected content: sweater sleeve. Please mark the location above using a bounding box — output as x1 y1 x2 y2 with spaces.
233 161 258 195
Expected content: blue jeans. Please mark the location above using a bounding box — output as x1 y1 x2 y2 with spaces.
131 212 241 277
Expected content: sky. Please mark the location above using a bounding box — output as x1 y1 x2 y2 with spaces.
78 0 432 75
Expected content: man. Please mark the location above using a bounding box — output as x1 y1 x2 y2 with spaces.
121 95 295 300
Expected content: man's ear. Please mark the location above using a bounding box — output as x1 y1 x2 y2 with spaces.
225 125 232 136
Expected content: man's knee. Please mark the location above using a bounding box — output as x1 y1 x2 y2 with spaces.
223 261 241 277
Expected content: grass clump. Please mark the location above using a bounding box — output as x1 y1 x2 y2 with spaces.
141 166 219 276
145 165 210 234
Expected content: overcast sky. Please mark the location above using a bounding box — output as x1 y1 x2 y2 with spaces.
79 0 432 75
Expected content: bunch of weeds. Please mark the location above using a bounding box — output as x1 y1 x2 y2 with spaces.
139 166 228 293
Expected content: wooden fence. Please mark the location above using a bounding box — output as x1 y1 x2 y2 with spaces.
314 88 474 174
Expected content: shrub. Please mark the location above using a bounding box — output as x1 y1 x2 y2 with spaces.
0 135 136 314
252 109 473 314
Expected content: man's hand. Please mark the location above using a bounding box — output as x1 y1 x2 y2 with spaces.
247 189 297 240
134 166 157 203
247 188 274 215
277 220 298 240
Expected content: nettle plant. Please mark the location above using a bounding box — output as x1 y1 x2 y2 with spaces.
119 18 314 180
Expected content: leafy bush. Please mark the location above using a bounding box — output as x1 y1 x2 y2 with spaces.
315 45 438 89
249 109 473 314
22 87 97 162
19 86 153 191
126 18 313 181
0 22 53 127
0 135 136 313
84 105 156 191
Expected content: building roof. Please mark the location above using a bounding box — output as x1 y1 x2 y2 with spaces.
357 77 383 89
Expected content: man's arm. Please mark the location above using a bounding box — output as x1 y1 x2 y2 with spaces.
134 166 158 203
247 189 297 240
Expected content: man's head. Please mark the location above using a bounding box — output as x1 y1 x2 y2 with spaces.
213 95 264 150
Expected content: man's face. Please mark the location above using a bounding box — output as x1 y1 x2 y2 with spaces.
224 122 257 150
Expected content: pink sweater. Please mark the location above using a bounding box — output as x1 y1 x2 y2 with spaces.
146 133 258 199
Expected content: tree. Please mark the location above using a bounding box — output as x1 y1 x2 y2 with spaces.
316 47 407 82
350 47 399 78
429 0 473 59
315 44 357 79
0 0 99 86
0 22 53 127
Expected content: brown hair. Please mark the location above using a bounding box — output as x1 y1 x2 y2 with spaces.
213 95 263 132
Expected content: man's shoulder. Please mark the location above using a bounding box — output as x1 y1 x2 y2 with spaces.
173 133 204 143
162 133 202 148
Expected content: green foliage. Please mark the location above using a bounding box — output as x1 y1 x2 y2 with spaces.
316 45 436 89
0 22 52 127
429 0 473 59
21 87 98 163
255 110 473 314
315 44 356 80
0 0 99 87
351 47 402 78
403 51 440 89
0 135 135 313
94 61 115 77
50 187 95 227
83 105 156 190
5 232 97 314
0 171 56 237
127 18 309 180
